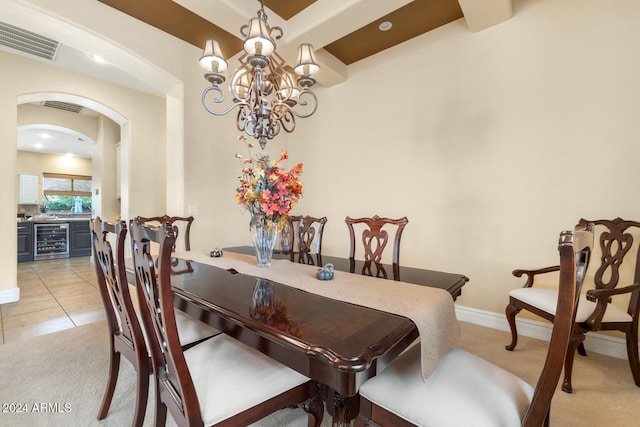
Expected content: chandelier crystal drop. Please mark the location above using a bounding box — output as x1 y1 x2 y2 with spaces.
199 0 320 149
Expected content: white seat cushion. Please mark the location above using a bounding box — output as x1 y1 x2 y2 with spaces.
509 288 632 323
359 345 533 427
184 334 309 426
128 283 218 347
175 310 220 346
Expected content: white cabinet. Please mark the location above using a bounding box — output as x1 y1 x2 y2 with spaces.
19 174 39 205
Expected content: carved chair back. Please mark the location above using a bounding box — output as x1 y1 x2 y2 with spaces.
356 228 592 427
137 214 194 252
282 215 327 265
506 217 640 393
577 217 640 317
345 215 408 281
522 228 592 425
129 217 202 426
90 217 149 425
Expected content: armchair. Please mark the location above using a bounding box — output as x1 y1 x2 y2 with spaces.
356 228 592 427
506 218 640 393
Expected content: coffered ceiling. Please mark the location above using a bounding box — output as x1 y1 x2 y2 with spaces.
99 0 514 87
5 0 513 157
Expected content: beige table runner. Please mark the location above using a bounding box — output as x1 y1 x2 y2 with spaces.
174 250 461 380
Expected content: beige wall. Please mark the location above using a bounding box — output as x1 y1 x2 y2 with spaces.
283 0 640 316
2 0 640 326
0 50 166 301
18 103 98 141
15 103 122 218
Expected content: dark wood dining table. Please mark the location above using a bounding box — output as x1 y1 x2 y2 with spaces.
163 249 468 426
225 246 469 300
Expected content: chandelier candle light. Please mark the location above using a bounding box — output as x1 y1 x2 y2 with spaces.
199 0 320 149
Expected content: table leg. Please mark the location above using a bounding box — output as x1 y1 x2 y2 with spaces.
299 390 324 427
331 391 358 427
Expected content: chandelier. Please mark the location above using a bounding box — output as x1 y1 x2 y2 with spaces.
199 0 320 149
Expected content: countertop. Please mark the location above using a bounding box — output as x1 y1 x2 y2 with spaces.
18 217 91 223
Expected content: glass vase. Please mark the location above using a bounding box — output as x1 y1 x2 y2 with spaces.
250 213 278 267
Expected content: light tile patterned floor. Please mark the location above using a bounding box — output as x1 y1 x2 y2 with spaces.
0 257 104 344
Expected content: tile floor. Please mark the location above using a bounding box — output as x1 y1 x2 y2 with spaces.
0 256 104 344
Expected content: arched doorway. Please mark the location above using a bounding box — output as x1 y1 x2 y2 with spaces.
17 92 128 221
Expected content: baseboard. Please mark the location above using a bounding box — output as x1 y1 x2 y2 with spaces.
455 305 630 360
0 286 20 304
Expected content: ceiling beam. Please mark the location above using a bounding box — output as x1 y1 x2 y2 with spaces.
174 0 414 87
457 0 513 33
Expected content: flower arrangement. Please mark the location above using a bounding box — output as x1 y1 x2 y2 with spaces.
235 135 304 230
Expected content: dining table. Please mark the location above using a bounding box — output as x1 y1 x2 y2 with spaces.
226 246 469 300
163 248 468 426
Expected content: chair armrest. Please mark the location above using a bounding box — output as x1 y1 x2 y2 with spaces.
586 283 640 301
584 283 640 329
512 265 560 288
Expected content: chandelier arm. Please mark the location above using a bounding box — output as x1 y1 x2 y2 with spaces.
238 106 256 135
279 108 296 133
270 26 283 41
202 86 244 116
289 90 318 118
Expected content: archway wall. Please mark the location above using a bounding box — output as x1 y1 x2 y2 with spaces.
18 103 99 142
0 50 166 301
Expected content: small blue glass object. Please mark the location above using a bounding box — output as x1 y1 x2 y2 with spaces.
316 263 334 280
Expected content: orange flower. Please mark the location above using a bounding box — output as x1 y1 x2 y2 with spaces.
235 136 304 230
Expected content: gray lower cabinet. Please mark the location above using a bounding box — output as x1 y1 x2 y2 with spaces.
17 221 34 262
69 220 92 258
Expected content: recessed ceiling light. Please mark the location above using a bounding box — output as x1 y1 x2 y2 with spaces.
39 133 51 139
379 21 392 31
35 143 43 149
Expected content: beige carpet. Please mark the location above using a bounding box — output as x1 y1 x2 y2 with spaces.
0 320 637 426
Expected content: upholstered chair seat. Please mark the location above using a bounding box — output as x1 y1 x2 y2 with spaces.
506 218 640 393
129 217 323 427
509 287 632 324
185 334 310 426
359 345 534 427
356 228 593 427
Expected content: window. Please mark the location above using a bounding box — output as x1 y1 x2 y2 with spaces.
42 173 92 214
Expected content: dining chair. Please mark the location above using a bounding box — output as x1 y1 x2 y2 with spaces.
91 217 149 427
129 217 324 427
137 214 194 252
355 226 593 427
92 217 220 427
506 217 640 393
281 215 328 265
345 215 408 281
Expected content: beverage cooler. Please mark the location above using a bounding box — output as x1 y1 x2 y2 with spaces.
34 223 69 260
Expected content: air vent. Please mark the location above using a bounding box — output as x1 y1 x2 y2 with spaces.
43 101 84 114
0 21 59 61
